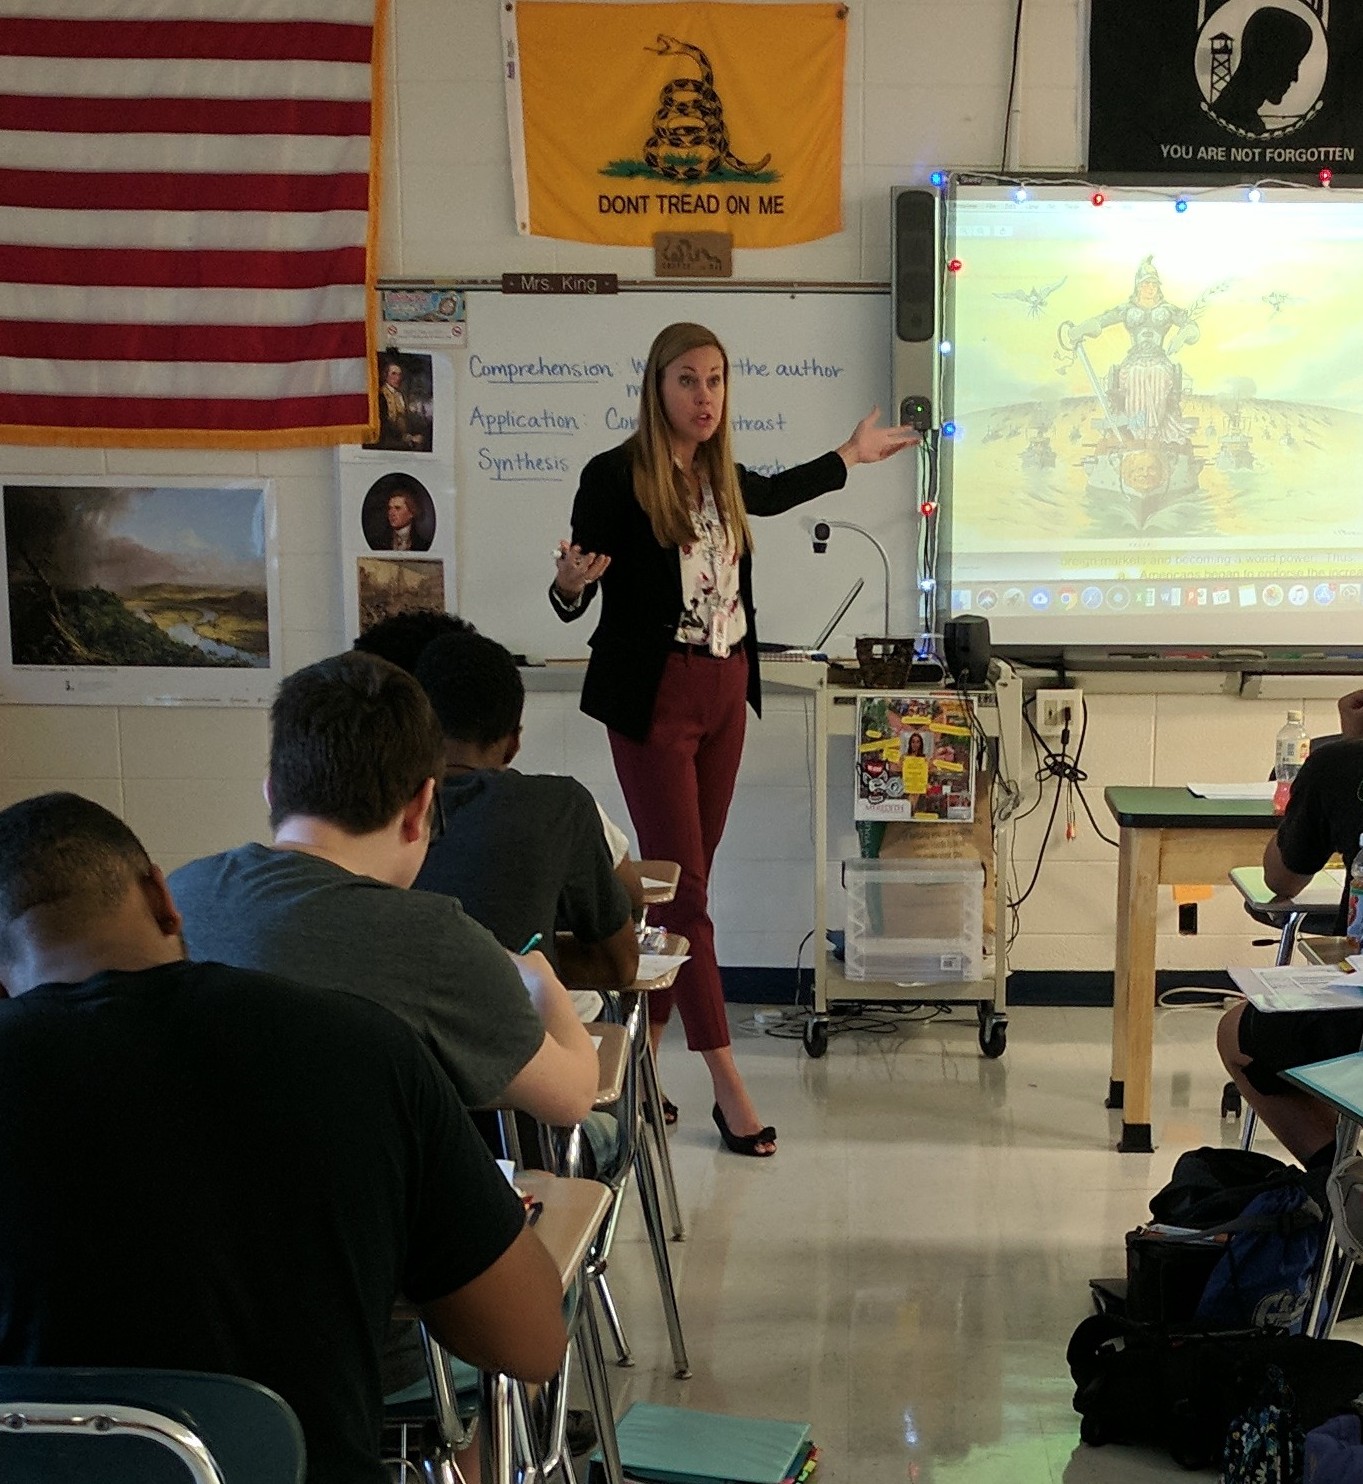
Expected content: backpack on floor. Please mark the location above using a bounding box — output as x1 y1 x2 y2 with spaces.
1067 1314 1363 1471
1222 1365 1306 1484
1305 1410 1363 1484
1126 1147 1327 1331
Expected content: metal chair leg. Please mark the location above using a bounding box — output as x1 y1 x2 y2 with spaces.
639 1039 686 1241
632 1137 692 1378
1306 1113 1362 1339
577 1290 625 1484
481 1372 515 1484
590 1267 634 1367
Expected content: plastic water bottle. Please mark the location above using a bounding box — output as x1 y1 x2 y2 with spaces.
1272 709 1308 814
1348 833 1363 952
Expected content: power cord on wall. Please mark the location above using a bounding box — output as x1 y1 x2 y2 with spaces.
1008 694 1117 914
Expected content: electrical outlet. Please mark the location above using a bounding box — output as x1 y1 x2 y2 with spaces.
1037 688 1083 735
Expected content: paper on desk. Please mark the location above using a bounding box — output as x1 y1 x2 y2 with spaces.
641 876 673 890
1187 782 1278 800
638 953 690 979
1230 964 1363 1013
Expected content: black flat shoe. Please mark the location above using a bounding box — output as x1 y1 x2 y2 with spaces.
643 1097 679 1128
712 1103 777 1157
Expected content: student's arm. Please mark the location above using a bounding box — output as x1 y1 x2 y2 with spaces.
1263 835 1315 900
555 918 640 990
1265 750 1336 898
613 853 647 920
500 949 597 1124
419 1226 567 1383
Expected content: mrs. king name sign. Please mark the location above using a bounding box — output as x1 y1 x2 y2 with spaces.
1089 0 1363 172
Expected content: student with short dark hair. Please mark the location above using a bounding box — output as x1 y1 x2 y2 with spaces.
0 792 566 1484
170 651 598 1125
413 630 639 994
1219 687 1363 1164
352 606 476 677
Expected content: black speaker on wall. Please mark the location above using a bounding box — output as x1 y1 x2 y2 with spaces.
944 614 991 686
891 188 941 433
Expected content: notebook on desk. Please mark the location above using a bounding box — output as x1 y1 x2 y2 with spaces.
756 578 864 659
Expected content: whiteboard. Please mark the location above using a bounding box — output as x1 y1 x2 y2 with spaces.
451 288 919 659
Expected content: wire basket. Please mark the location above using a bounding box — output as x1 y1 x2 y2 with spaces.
854 637 919 688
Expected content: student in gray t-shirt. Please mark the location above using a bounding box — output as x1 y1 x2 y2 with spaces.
169 652 598 1129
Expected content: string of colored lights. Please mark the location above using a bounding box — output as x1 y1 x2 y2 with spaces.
911 165 1342 641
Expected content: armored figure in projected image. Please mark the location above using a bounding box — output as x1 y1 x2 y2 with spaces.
1057 257 1228 529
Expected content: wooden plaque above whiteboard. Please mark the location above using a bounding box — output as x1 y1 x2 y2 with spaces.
449 287 918 661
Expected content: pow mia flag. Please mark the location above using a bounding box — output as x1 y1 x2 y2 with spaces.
1088 1 1363 173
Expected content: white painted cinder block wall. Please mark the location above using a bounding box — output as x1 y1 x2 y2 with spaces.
1 0 1353 974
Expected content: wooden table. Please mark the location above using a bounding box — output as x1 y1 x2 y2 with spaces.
1104 787 1279 1152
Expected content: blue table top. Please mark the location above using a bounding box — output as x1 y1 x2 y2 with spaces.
1283 1052 1363 1122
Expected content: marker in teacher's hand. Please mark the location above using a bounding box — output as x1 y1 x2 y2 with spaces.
518 932 543 955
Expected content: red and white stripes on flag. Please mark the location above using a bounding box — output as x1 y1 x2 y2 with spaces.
0 0 384 449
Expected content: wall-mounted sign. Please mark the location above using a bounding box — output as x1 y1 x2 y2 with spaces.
654 231 733 278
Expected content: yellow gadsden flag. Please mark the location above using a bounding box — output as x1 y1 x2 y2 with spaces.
506 2 846 248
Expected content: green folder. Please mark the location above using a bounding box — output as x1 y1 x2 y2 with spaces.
595 1401 811 1484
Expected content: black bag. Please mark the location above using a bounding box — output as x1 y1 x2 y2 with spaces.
1125 1147 1327 1329
1150 1147 1302 1228
1222 1366 1305 1484
1067 1314 1363 1470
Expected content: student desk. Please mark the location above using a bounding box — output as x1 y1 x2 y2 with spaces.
637 859 681 907
1281 1054 1363 1338
393 1172 617 1484
1103 787 1279 1152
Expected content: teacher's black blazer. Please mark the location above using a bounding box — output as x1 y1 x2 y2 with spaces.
550 440 847 741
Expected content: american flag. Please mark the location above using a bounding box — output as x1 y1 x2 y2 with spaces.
0 1 381 448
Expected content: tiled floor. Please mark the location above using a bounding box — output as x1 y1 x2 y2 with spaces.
590 1000 1356 1482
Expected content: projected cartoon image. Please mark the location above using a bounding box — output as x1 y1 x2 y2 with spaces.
950 193 1363 550
1054 256 1227 527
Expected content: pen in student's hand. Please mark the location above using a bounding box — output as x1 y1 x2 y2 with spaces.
518 932 543 955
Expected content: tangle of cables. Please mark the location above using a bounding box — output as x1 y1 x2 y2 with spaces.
1010 693 1118 916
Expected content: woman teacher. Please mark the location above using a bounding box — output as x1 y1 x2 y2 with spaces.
549 322 915 1157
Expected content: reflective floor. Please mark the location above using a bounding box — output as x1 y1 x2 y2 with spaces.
591 1001 1356 1482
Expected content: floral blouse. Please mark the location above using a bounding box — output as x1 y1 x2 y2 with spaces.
674 480 746 654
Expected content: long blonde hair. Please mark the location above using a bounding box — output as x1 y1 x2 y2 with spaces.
626 322 753 555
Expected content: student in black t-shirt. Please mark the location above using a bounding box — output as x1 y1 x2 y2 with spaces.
410 629 640 993
1218 688 1363 1164
0 792 567 1484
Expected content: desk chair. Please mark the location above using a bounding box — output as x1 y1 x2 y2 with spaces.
386 1172 621 1484
590 944 692 1380
1225 866 1345 1146
0 1367 305 1484
631 860 686 1241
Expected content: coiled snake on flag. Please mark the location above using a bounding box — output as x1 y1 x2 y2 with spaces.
643 35 772 181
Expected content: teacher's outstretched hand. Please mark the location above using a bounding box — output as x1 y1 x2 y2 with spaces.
837 405 919 467
552 539 610 603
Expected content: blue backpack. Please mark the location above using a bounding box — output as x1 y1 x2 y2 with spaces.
1195 1181 1327 1333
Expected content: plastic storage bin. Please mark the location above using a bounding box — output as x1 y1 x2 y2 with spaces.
842 857 984 983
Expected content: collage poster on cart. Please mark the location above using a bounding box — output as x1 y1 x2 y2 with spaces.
854 692 976 823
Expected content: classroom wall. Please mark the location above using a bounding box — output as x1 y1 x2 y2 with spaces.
2 0 1350 978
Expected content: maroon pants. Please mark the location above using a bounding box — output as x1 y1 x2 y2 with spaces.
609 647 748 1052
